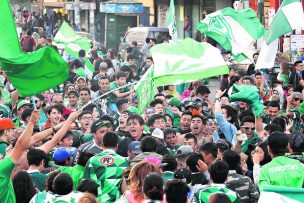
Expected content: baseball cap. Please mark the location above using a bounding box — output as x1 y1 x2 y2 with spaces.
174 168 192 183
76 76 86 82
292 92 304 101
151 128 164 140
90 119 111 133
99 62 108 69
128 141 142 154
168 98 182 108
184 101 199 109
176 145 194 155
17 100 31 110
0 118 15 130
67 90 79 97
53 147 76 162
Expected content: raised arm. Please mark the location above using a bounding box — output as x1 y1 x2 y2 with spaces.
39 110 81 153
255 116 264 138
29 122 64 146
9 110 40 163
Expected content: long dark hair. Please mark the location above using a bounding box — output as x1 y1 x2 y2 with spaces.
143 173 164 201
13 171 37 203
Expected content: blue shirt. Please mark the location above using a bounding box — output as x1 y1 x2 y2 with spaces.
213 112 237 144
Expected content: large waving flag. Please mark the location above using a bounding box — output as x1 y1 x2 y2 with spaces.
54 22 94 79
0 0 68 97
196 7 265 63
135 38 229 113
256 0 304 69
166 0 178 42
54 21 91 57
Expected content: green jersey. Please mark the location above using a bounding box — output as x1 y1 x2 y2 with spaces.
258 156 304 191
0 157 16 203
193 184 240 203
289 107 302 132
108 81 130 103
0 141 9 158
84 149 129 202
58 164 85 189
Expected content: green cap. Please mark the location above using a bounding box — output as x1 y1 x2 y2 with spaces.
168 98 182 108
90 119 111 133
17 100 31 110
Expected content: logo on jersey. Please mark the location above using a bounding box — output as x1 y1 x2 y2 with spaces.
100 156 114 166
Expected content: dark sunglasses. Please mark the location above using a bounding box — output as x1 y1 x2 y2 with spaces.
241 126 255 131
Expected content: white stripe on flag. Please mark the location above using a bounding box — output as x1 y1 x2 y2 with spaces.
255 38 278 70
281 2 304 29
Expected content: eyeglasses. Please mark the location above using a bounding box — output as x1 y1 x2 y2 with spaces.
206 122 217 126
81 116 93 120
34 100 40 104
241 126 255 131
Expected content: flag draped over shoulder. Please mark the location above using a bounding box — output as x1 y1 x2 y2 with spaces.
0 0 68 97
54 21 91 58
196 7 265 63
256 0 304 69
166 0 178 42
135 38 229 113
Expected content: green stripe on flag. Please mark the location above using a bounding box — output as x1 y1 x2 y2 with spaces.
196 7 265 63
135 38 229 113
54 21 91 58
265 0 302 44
84 58 94 79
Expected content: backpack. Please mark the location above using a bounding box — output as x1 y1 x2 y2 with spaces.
21 36 33 52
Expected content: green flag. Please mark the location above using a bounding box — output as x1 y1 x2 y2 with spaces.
166 0 178 42
135 38 229 113
84 58 94 79
75 68 86 78
256 0 304 69
54 21 91 58
196 7 265 63
0 0 68 97
259 185 304 203
135 66 155 114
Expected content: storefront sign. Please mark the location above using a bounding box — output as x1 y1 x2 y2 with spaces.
100 3 143 14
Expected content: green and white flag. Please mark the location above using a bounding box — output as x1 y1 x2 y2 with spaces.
166 0 178 42
54 21 91 58
135 38 229 113
256 0 304 69
196 7 265 63
135 66 155 114
84 58 94 79
258 185 304 203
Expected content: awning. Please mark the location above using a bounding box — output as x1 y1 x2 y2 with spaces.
44 2 65 8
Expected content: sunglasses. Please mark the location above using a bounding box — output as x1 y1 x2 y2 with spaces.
241 126 255 131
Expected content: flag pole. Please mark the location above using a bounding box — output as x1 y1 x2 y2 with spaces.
80 80 140 110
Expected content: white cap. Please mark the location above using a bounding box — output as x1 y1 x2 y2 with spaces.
151 128 164 140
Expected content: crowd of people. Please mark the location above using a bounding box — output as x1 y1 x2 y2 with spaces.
0 9 304 203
